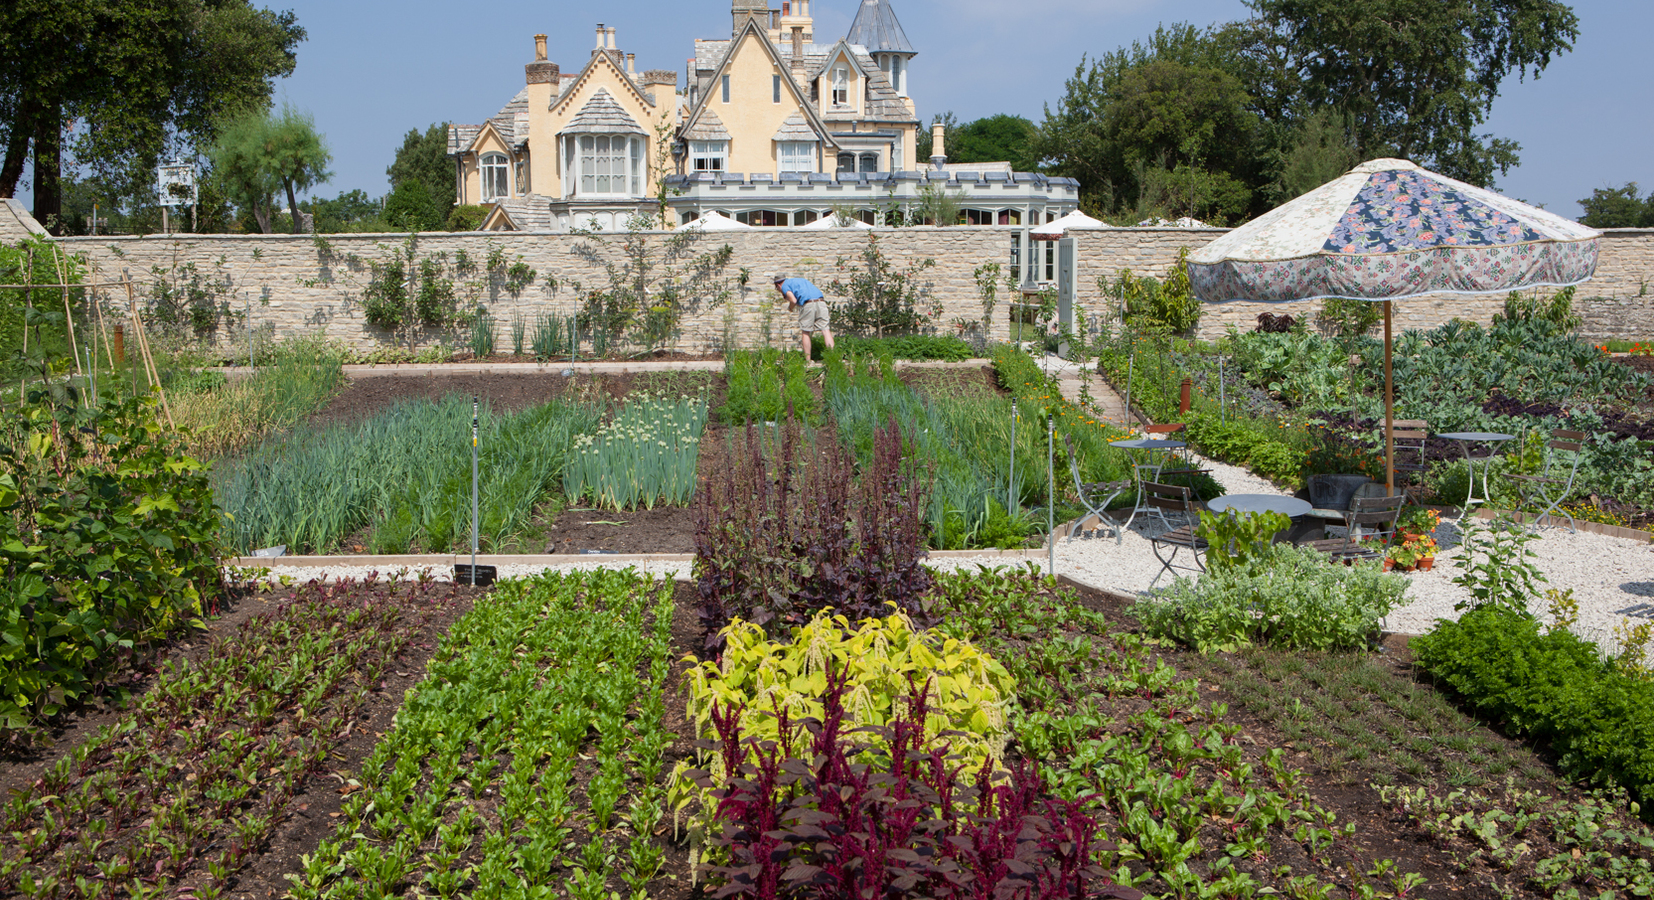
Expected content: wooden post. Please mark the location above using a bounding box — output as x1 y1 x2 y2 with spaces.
113 325 125 364
1384 300 1395 496
50 246 81 378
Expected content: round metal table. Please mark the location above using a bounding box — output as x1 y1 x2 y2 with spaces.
1109 438 1189 529
1437 431 1516 510
1207 493 1312 518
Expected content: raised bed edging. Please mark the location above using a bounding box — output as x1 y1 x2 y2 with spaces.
1471 507 1653 542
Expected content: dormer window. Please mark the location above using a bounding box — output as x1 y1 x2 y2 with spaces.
832 66 849 105
481 153 509 201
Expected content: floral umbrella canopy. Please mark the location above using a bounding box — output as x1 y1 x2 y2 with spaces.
1186 158 1601 491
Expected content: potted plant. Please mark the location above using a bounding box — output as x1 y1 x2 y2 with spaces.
1395 506 1441 542
1387 542 1420 571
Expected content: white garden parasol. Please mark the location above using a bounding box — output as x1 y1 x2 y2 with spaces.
1031 210 1107 240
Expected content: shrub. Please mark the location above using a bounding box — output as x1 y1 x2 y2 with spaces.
692 664 1140 899
694 417 932 648
827 232 939 337
1106 248 1200 336
1414 605 1654 815
816 332 974 361
1130 543 1406 652
1 395 224 740
1184 413 1306 487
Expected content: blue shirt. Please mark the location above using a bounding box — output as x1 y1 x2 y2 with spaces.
780 277 823 303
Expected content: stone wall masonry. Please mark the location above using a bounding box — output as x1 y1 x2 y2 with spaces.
58 227 1026 352
55 227 1654 352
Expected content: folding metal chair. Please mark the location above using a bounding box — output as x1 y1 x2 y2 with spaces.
1062 433 1132 544
1303 494 1405 563
1507 429 1588 532
1142 480 1208 589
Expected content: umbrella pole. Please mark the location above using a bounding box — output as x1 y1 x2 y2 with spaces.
1384 300 1395 496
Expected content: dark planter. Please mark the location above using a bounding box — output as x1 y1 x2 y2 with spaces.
1307 474 1372 511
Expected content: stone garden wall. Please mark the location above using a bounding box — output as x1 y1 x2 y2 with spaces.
55 226 1654 352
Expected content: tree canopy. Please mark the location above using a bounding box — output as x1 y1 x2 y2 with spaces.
207 105 331 234
385 123 453 230
1577 183 1654 229
0 0 304 232
1032 2 1579 223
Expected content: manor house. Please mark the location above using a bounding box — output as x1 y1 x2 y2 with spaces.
446 0 1078 280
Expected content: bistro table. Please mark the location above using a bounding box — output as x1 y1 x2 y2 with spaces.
1109 438 1189 529
1437 431 1516 510
1207 493 1313 518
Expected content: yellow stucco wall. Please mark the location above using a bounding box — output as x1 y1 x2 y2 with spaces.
714 31 818 176
543 53 673 201
458 128 515 205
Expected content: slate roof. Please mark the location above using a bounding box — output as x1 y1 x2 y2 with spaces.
562 88 646 134
845 0 914 54
683 107 730 141
771 112 819 142
447 124 481 155
488 195 556 231
810 45 913 124
493 90 530 145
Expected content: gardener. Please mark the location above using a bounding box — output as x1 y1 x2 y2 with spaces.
770 273 834 359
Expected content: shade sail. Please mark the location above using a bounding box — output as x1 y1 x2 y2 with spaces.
1188 159 1599 304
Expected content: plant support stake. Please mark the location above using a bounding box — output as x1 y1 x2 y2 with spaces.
471 396 480 585
1047 414 1055 577
1008 399 1017 512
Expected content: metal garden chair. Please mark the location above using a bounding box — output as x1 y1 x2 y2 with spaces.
1062 433 1132 544
1506 429 1589 532
1142 480 1208 588
1302 494 1405 564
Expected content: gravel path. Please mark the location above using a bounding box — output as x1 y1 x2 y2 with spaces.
238 449 1654 653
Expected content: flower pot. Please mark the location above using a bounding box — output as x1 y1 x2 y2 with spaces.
1416 557 1434 571
1382 558 1394 572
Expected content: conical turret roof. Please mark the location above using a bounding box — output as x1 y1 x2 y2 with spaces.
846 0 914 54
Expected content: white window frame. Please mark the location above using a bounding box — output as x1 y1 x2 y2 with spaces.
832 66 849 105
691 140 727 173
480 152 509 201
570 134 643 198
514 157 530 195
778 142 814 173
891 55 904 97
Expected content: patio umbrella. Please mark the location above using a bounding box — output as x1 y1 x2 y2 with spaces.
1031 209 1107 240
1186 158 1601 493
675 211 752 231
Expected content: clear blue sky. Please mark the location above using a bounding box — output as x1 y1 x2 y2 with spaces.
24 0 1654 220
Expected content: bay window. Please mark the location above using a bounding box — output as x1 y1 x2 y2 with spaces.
564 134 645 198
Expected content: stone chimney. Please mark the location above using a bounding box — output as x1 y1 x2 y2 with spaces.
595 23 606 51
642 69 677 90
626 53 635 74
930 122 947 170
526 34 558 86
606 26 617 50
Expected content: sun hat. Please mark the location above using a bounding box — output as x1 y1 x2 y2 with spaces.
766 272 784 283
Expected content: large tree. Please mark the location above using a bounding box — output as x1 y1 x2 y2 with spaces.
207 105 330 234
385 123 453 230
0 0 303 232
1243 0 1579 186
1577 183 1654 229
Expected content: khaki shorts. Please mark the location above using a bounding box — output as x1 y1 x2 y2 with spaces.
797 299 830 332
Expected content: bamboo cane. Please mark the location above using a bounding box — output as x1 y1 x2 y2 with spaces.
125 274 175 429
49 245 82 379
21 246 32 406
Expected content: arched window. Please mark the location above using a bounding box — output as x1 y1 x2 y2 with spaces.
480 153 509 201
836 152 855 174
858 152 878 174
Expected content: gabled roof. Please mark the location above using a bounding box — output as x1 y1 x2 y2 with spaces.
683 107 730 141
480 195 556 232
493 89 529 144
552 42 655 117
679 17 839 150
809 41 915 124
771 112 819 142
845 0 915 55
562 88 646 135
447 124 482 155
